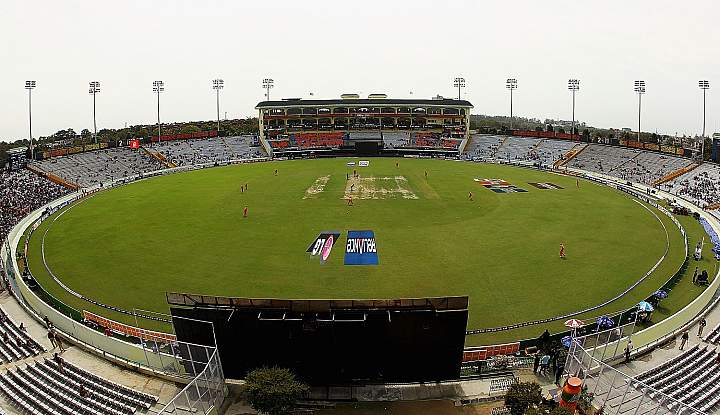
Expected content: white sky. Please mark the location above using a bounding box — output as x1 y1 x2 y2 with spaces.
1 0 719 141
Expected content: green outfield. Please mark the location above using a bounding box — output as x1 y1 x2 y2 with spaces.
24 158 691 345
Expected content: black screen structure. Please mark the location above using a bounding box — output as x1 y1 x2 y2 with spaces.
169 295 468 384
354 141 381 155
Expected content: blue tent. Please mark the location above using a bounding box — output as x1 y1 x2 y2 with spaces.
699 217 720 256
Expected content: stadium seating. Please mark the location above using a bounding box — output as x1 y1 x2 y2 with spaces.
440 138 462 149
294 132 345 149
31 147 162 187
628 345 720 413
612 152 691 186
565 144 643 174
494 136 543 161
414 136 439 148
151 136 262 166
533 139 584 166
225 136 263 159
663 162 720 208
348 132 380 141
0 169 70 253
704 323 720 345
382 132 410 148
0 308 44 363
0 357 159 415
268 139 291 149
464 135 505 159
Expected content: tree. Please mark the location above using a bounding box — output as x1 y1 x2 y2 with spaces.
243 367 308 415
51 128 76 140
81 129 92 142
547 407 572 415
180 124 201 134
505 381 542 415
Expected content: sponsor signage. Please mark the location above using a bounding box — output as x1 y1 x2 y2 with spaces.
344 230 379 265
129 139 140 149
307 232 341 263
359 160 370 167
474 178 527 193
83 311 176 343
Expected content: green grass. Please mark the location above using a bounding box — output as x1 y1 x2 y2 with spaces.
24 158 690 345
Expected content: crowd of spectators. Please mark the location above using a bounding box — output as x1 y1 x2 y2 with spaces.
0 169 70 244
663 164 720 208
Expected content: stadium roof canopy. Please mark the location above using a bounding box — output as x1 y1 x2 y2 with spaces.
256 98 473 109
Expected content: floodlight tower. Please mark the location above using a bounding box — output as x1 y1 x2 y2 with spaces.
568 79 580 136
633 80 646 142
453 77 466 100
699 80 710 160
25 81 36 160
88 81 101 143
153 80 165 142
262 78 274 100
506 79 518 129
212 79 224 133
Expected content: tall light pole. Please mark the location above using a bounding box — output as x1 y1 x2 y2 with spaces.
152 80 165 143
212 79 224 133
88 81 101 144
568 79 580 137
25 81 36 160
506 79 517 129
699 80 710 161
634 80 646 143
453 77 466 100
262 78 274 100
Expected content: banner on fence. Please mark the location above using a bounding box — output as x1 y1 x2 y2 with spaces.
83 310 176 343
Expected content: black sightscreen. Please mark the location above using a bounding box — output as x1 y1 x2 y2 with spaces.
171 305 467 384
354 141 381 155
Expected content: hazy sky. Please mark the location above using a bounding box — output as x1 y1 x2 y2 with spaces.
1 0 719 141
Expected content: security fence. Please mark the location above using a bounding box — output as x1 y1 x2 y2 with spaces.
157 344 226 415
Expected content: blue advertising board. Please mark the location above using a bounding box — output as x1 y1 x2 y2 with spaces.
344 230 379 265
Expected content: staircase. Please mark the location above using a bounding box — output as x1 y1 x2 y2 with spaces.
141 146 175 168
492 136 510 158
26 165 80 190
531 138 546 152
554 143 587 168
652 162 699 186
608 152 640 174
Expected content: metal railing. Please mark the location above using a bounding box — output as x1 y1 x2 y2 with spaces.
157 344 226 415
565 327 707 415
